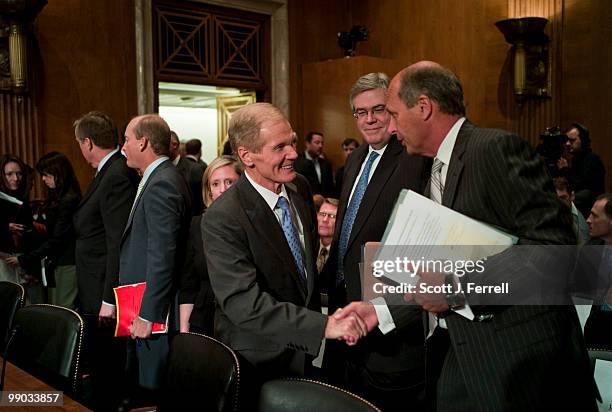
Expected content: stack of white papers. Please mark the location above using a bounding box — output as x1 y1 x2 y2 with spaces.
378 190 516 286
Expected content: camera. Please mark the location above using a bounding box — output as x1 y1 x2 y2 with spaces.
536 126 567 177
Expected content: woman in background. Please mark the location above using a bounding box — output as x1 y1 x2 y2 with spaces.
179 155 242 334
5 152 81 308
0 154 34 282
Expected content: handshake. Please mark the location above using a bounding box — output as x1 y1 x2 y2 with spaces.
323 302 378 346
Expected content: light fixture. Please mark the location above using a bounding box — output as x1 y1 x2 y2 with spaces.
495 17 550 104
0 0 47 95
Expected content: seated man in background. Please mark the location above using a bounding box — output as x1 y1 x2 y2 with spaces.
554 176 590 245
316 197 338 275
580 194 612 348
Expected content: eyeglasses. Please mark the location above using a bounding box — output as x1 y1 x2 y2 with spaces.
318 211 337 219
353 104 387 119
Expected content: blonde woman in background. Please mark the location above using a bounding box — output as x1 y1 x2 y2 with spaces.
179 155 243 333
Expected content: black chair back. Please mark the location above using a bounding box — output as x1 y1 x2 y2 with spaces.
0 281 24 352
258 378 381 412
160 332 240 412
8 304 84 395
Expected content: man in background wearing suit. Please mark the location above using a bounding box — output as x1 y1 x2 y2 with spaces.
73 111 139 410
185 138 208 169
294 131 336 197
202 103 366 387
324 72 427 411
170 131 205 215
366 60 595 410
120 114 191 404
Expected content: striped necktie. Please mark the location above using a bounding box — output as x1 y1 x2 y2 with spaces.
430 158 444 204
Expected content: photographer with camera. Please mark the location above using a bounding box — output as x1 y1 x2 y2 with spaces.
557 123 606 217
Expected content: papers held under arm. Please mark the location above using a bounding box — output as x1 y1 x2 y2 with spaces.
378 190 517 286
0 191 23 206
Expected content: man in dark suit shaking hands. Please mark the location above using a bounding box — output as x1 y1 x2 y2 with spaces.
378 61 596 411
73 111 139 410
323 73 428 411
202 103 367 384
120 114 191 402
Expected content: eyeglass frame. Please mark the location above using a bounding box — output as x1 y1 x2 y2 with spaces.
317 211 337 219
352 104 387 119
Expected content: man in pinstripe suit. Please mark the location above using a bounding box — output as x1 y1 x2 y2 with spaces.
381 61 597 410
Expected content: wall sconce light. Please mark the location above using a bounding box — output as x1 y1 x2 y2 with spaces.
495 17 550 104
0 0 47 95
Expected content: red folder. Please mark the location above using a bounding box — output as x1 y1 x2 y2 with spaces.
113 282 168 337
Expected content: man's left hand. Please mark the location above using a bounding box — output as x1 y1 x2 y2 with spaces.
405 272 449 314
129 317 152 339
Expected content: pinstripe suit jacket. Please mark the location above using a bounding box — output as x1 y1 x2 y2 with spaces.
421 121 596 410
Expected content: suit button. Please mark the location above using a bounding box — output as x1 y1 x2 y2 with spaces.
476 314 493 322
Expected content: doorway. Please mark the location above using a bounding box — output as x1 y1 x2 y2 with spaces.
158 82 255 161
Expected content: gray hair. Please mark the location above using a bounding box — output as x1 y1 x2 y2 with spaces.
398 66 466 116
228 102 286 155
349 72 390 111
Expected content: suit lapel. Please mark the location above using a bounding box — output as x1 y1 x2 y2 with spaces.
238 176 307 298
122 160 168 240
78 151 119 208
287 183 315 300
442 123 470 208
335 146 368 232
347 137 402 250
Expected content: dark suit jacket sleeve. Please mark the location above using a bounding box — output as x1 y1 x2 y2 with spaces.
457 132 575 304
202 207 327 356
178 217 200 304
139 178 186 322
100 171 137 303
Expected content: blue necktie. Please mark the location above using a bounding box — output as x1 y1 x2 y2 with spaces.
337 151 380 284
276 196 306 283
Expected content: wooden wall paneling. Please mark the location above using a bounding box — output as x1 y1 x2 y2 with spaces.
288 0 352 144
561 0 612 190
300 56 401 171
0 94 40 181
34 0 138 192
349 0 510 129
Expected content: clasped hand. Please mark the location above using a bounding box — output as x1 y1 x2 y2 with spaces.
324 301 380 346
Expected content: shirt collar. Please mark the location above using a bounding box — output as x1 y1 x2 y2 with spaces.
172 155 180 166
435 117 466 165
97 147 119 173
305 151 317 162
244 170 290 211
141 156 169 185
368 142 388 157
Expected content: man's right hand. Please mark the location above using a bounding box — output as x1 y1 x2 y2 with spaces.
98 304 116 327
324 311 367 346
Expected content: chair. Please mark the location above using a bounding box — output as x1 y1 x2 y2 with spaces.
7 304 84 396
258 378 381 412
0 281 24 353
159 332 240 412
